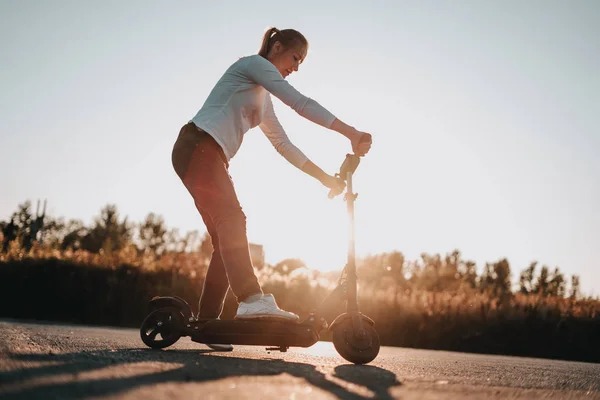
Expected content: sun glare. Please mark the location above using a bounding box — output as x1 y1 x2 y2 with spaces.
260 197 351 273
292 340 339 358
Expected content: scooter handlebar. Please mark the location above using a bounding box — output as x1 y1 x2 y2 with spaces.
328 154 361 199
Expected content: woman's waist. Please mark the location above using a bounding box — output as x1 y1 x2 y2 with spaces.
175 122 228 165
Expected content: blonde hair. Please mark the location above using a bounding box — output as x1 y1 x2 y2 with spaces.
258 27 308 58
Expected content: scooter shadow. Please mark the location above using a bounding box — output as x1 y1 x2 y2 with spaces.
1 347 401 400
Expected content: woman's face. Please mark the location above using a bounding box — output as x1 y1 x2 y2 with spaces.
268 42 307 79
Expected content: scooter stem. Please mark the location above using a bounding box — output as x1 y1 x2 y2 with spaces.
345 169 359 314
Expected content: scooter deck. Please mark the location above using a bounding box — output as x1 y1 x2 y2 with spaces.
185 318 319 348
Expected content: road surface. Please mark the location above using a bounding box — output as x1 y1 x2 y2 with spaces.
0 319 598 399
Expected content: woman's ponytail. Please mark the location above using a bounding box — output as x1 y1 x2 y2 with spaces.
258 27 279 58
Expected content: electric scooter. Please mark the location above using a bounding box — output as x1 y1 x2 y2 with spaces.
139 153 380 364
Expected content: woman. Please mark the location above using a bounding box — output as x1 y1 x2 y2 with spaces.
172 27 372 333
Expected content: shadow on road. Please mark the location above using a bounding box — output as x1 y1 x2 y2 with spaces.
0 347 402 399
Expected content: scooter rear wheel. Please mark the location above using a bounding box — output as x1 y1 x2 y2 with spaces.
140 307 184 349
332 318 380 364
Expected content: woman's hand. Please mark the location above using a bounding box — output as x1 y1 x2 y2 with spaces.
329 119 373 157
320 174 346 192
351 130 372 156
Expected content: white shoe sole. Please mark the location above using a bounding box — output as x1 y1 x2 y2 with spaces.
234 314 299 322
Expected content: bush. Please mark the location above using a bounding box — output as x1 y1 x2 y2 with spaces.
1 244 598 363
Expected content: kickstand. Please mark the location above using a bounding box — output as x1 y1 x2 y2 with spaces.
266 346 288 352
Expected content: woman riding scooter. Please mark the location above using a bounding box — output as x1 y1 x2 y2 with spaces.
171 27 372 349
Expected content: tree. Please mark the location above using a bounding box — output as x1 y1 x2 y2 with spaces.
548 267 566 297
5 201 34 248
0 217 18 253
519 261 537 294
480 258 511 298
534 266 550 296
138 213 168 256
81 205 132 254
385 251 406 284
479 263 495 292
569 275 581 299
59 219 87 250
22 199 46 251
459 259 478 289
439 250 461 291
417 252 443 291
180 230 200 253
37 216 66 249
493 258 512 298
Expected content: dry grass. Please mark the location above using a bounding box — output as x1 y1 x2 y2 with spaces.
2 241 597 323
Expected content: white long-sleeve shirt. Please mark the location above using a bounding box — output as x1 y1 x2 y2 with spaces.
190 55 337 169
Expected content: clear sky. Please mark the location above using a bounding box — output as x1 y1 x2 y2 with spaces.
1 1 599 296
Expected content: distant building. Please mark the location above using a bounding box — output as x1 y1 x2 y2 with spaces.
249 243 265 269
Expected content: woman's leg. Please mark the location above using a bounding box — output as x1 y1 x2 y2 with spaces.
172 123 298 321
176 125 262 302
195 201 230 319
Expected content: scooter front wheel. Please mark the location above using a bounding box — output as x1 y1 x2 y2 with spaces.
332 317 380 364
140 307 184 349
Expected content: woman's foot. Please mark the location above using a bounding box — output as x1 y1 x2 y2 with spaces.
235 293 299 322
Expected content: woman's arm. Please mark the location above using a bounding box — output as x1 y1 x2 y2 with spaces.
330 118 357 140
301 159 345 190
258 95 310 169
245 56 372 156
244 56 337 129
259 95 344 190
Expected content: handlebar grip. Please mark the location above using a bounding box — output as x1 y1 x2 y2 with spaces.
327 154 361 199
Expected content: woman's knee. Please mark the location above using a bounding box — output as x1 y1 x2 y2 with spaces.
213 206 247 230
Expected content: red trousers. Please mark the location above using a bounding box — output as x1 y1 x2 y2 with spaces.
171 122 262 317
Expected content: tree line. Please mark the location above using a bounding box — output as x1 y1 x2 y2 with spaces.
1 200 598 363
0 200 588 301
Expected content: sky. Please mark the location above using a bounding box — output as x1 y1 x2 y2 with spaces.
1 1 599 296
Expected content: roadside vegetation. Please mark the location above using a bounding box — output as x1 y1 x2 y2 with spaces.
1 201 598 363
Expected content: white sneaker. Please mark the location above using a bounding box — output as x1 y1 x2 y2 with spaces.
206 343 233 351
235 293 300 322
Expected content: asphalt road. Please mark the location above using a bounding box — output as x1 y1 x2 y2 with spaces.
0 319 598 399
